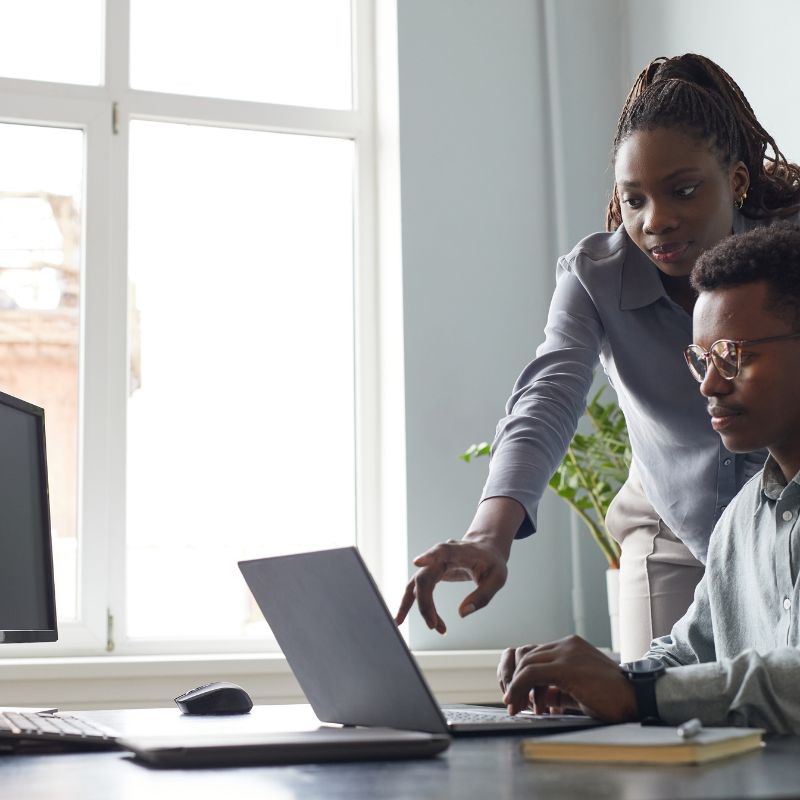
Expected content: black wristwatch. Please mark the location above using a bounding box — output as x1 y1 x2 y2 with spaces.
620 657 666 725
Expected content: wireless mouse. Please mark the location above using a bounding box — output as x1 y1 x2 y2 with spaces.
174 681 254 715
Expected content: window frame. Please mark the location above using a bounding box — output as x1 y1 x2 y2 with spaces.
0 0 385 658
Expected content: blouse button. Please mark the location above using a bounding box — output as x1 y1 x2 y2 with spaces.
784 597 792 611
783 510 794 522
723 458 732 466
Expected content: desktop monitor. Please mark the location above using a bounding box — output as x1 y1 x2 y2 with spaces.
0 390 57 643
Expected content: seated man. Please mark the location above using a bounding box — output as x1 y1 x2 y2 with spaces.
499 222 800 734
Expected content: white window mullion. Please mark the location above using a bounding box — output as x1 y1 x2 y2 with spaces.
79 99 118 653
0 77 107 104
104 0 131 93
102 0 131 654
371 0 408 606
351 0 381 581
128 91 362 139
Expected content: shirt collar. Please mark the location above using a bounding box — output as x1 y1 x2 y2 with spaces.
618 213 749 311
759 454 800 502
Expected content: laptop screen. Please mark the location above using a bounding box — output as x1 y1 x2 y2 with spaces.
0 391 57 642
240 547 449 734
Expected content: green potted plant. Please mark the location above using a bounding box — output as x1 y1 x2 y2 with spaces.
461 387 631 649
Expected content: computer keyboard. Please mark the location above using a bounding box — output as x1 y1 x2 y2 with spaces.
0 710 119 752
443 708 537 724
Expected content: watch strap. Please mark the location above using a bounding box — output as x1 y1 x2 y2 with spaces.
629 673 661 725
620 659 665 725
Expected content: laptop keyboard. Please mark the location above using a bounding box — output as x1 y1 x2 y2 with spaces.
0 711 118 751
444 708 536 725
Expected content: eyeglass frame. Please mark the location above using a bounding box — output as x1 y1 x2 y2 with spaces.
684 331 800 383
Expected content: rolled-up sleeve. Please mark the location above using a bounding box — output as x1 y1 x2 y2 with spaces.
654 649 800 734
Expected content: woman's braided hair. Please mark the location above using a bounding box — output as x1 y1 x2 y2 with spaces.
606 54 800 231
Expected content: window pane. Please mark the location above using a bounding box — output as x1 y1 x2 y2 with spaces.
0 1 104 85
130 0 352 109
0 122 83 621
127 121 355 639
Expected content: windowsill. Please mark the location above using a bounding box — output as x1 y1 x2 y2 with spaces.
0 650 505 711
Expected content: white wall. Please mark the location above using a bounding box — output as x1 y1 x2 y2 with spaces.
396 0 626 650
625 0 800 160
397 0 570 650
541 0 628 641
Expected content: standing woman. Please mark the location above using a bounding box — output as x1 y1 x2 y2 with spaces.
395 54 800 662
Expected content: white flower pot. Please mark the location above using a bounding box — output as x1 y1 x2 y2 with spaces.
606 567 621 656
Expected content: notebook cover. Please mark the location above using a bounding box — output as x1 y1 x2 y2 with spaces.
521 722 764 765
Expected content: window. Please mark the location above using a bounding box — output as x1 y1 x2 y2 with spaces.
0 123 83 622
0 0 380 656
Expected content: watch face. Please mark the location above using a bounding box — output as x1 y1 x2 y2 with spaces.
623 658 665 675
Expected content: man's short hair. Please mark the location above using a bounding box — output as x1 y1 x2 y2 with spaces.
691 222 800 329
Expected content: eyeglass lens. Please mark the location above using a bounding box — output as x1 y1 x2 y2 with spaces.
686 341 740 381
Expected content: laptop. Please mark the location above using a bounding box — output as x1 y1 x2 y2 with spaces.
118 725 450 768
238 547 603 735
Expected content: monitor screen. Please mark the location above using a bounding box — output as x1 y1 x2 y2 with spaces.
0 391 57 643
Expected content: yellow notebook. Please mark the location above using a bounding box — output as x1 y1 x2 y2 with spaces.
521 723 764 765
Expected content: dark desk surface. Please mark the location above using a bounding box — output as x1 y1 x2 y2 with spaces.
1 706 799 800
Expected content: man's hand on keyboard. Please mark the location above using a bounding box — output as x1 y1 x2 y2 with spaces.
497 635 638 723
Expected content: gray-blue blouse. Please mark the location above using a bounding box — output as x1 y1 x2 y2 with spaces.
480 212 784 561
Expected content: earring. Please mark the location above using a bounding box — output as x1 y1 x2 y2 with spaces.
734 191 748 210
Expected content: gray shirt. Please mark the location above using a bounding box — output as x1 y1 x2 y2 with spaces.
646 456 800 734
481 213 776 561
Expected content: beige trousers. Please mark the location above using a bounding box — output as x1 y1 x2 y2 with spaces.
605 461 705 662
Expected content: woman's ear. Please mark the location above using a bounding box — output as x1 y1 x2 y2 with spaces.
731 161 750 202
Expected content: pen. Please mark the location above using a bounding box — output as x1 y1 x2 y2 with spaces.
677 718 703 739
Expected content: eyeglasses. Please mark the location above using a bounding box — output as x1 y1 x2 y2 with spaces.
684 332 800 382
